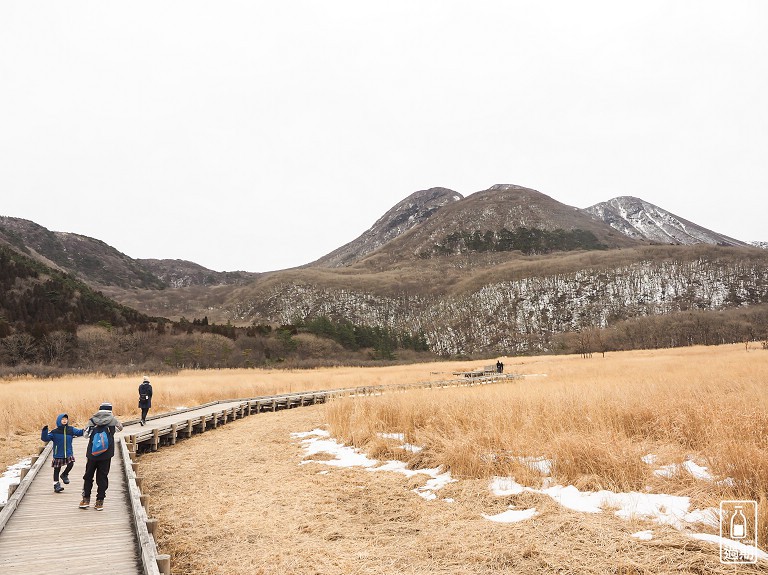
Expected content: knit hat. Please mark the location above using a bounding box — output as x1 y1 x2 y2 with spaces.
142 375 150 382
99 402 113 412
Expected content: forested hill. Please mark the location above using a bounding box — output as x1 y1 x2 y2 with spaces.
0 245 155 345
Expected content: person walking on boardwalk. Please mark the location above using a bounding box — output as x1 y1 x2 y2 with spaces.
79 402 123 511
41 413 84 493
138 375 153 426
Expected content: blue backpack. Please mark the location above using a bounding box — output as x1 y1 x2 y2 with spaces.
90 426 110 456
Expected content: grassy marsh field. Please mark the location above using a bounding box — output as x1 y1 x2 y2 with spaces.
3 344 768 573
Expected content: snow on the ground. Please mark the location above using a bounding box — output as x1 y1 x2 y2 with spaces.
293 431 455 501
293 429 766 560
377 433 423 452
0 458 32 505
690 533 768 561
490 476 719 529
516 455 553 475
483 507 538 523
645 455 719 482
682 460 713 481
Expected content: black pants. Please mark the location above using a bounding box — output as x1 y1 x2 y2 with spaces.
141 407 149 422
54 462 73 482
82 458 111 500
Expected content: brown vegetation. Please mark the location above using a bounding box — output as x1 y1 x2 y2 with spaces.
5 345 768 572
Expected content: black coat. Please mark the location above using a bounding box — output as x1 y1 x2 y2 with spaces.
138 382 153 408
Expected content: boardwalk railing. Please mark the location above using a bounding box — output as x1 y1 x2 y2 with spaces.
0 444 52 533
3 371 517 574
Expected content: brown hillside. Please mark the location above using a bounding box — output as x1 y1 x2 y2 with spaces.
353 184 642 267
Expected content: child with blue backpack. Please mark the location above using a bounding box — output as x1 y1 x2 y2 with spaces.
79 402 123 511
41 413 85 493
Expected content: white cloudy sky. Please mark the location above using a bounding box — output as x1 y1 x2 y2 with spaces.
1 1 766 272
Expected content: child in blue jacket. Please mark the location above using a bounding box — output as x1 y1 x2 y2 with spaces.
41 413 84 493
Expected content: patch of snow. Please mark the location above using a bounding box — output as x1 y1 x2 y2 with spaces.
690 533 768 561
379 432 405 441
490 476 525 496
0 458 32 505
641 454 657 465
653 463 679 478
483 507 538 523
295 432 455 500
683 460 713 481
489 477 717 530
652 459 715 482
414 472 456 500
632 530 654 541
400 443 423 453
517 456 553 475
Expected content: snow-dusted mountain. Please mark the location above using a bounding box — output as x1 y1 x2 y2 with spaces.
584 196 748 247
751 241 768 249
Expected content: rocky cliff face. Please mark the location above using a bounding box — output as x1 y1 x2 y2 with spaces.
226 251 768 355
585 196 748 247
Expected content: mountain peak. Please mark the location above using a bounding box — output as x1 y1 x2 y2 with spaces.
585 197 748 246
310 187 463 267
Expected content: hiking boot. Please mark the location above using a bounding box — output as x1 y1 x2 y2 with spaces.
79 497 90 509
60 474 70 484
95 500 104 511
54 482 64 493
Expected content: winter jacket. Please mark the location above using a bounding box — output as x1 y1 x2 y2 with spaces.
41 413 84 459
138 382 153 409
85 410 123 460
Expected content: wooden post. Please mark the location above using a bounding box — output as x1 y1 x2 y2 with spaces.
272 399 277 411
146 518 158 535
129 451 137 463
156 554 171 575
212 412 218 429
30 456 38 466
152 428 159 452
200 416 206 433
8 483 18 498
140 494 150 513
19 468 28 481
171 423 177 445
186 419 193 438
38 445 46 455
132 462 139 474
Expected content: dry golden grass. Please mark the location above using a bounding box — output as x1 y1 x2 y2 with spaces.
326 344 768 550
5 344 768 572
0 361 466 470
142 401 767 574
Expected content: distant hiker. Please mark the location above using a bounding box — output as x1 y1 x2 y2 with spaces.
80 402 123 511
41 413 84 493
496 360 504 373
138 375 153 426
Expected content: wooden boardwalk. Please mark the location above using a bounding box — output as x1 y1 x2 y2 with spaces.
0 400 250 575
0 374 516 574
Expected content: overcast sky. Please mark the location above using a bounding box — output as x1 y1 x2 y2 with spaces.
1 2 766 272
